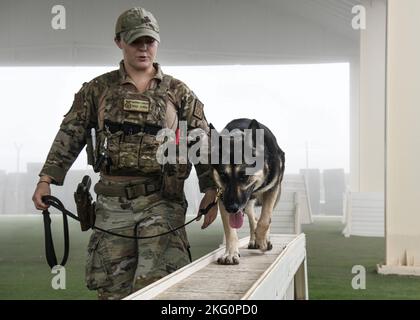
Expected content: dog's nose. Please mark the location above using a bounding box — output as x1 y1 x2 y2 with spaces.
225 203 240 213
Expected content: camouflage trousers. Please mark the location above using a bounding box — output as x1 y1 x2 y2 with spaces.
85 178 191 300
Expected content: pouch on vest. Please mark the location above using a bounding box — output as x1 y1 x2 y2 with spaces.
99 86 167 176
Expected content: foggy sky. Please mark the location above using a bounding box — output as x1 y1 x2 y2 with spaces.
0 63 349 174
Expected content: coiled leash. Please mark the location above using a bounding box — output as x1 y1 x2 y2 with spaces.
41 189 222 269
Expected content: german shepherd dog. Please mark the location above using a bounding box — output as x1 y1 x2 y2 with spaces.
211 119 285 265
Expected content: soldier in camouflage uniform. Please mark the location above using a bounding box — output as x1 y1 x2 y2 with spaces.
32 7 218 300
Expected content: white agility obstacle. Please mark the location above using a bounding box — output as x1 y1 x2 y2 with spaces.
125 234 308 300
342 192 384 237
282 174 313 225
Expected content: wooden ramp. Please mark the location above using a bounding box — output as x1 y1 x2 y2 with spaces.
125 234 308 300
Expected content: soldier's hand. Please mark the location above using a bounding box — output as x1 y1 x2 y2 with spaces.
32 181 51 211
197 188 218 229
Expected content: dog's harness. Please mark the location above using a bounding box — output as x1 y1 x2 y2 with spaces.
41 189 222 269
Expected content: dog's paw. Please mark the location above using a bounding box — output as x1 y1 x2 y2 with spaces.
217 253 240 265
255 238 273 252
248 240 259 249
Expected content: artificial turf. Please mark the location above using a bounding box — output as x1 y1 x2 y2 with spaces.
303 219 420 300
0 215 223 300
0 215 419 300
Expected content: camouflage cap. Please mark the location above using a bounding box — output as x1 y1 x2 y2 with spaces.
115 7 160 43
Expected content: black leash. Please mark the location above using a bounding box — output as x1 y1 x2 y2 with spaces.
41 192 220 269
42 205 69 268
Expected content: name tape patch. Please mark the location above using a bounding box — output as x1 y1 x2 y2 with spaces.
123 99 150 113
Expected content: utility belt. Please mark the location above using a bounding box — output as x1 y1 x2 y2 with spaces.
74 176 162 231
94 178 162 200
74 173 186 232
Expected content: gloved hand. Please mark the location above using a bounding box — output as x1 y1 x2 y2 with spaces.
196 188 219 229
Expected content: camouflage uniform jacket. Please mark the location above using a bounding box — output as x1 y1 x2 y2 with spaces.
39 60 215 193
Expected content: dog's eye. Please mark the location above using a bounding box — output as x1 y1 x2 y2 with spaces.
238 175 248 182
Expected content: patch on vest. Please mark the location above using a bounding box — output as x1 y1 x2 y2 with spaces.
123 99 150 113
193 100 204 120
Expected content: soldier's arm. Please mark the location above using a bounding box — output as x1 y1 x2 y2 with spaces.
39 83 95 186
172 81 216 193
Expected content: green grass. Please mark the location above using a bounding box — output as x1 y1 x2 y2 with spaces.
303 219 420 300
1 215 419 299
0 215 223 300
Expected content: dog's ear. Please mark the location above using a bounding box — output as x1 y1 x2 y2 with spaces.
209 123 219 137
209 122 216 131
209 123 220 166
248 119 260 131
248 119 260 149
209 123 220 141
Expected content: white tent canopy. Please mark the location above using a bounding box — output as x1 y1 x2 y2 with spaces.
0 0 360 66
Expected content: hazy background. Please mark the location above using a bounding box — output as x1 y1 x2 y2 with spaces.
0 63 349 175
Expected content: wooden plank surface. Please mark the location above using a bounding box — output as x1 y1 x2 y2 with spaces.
153 236 291 300
125 234 305 300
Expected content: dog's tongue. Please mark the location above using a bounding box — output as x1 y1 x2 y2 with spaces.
229 211 244 229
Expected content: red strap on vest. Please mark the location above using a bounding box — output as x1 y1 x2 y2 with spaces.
175 128 180 145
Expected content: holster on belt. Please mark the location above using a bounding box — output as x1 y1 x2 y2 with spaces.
74 175 96 232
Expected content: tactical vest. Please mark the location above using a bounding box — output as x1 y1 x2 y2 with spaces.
93 75 174 177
